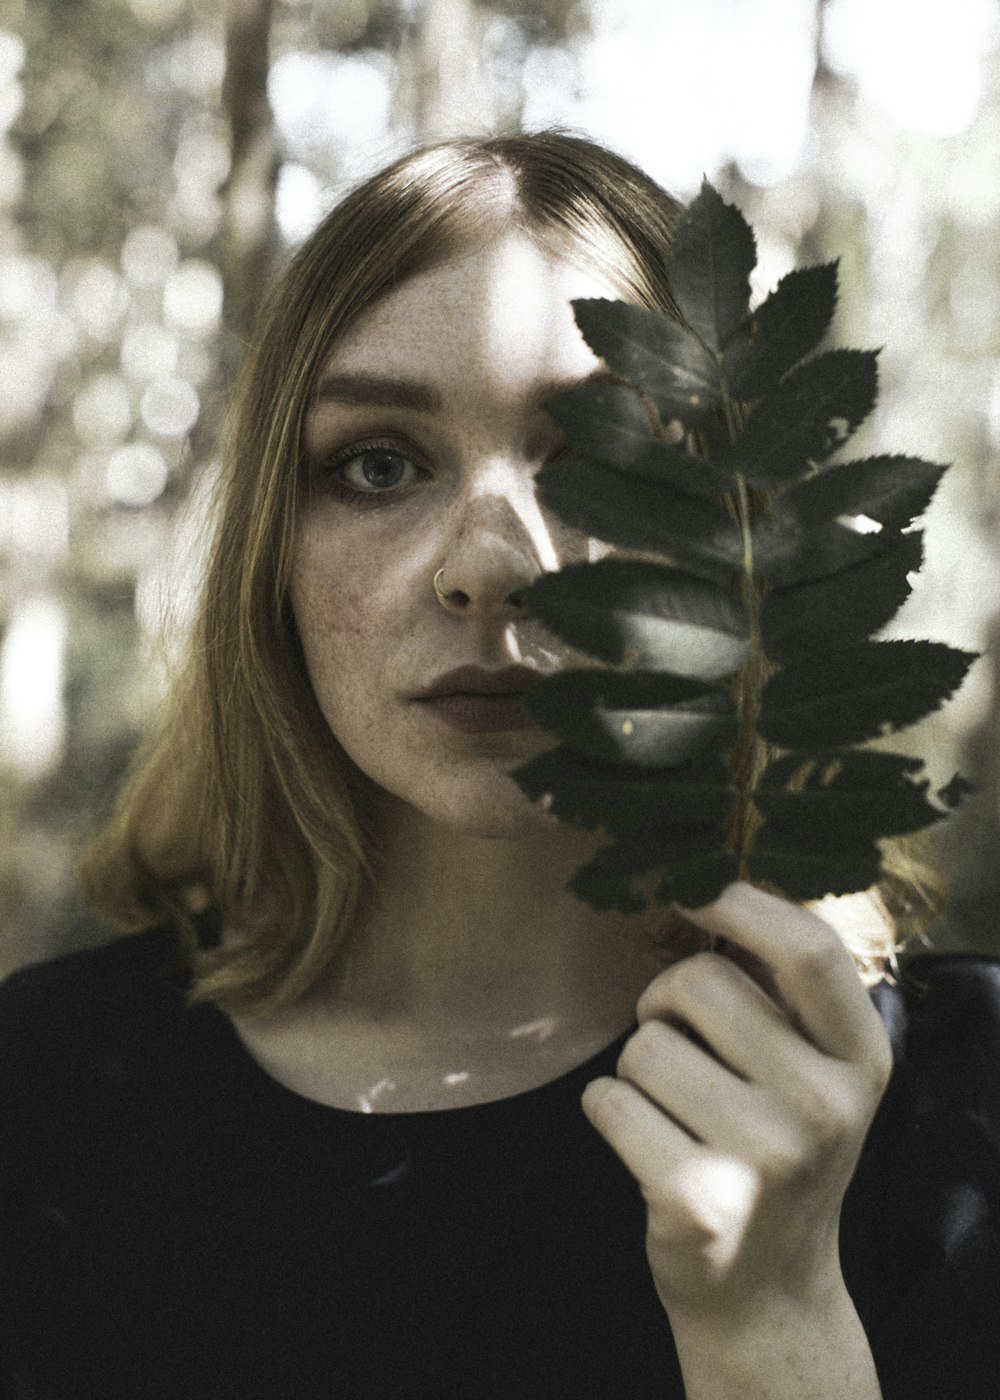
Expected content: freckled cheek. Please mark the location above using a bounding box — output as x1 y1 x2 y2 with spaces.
289 539 388 711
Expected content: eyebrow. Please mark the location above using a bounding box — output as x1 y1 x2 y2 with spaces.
311 368 617 414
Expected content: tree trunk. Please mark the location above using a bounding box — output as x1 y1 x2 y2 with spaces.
407 0 493 143
220 0 281 357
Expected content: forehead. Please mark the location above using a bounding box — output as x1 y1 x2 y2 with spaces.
318 232 621 392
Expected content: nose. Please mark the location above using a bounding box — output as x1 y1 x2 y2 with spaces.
432 465 572 618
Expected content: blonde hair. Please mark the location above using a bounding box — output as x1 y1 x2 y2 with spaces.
78 131 942 1016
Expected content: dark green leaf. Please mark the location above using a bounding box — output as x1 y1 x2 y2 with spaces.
523 669 738 767
760 531 923 661
567 833 737 914
938 772 977 809
512 749 734 837
536 457 744 586
776 454 946 529
570 299 721 425
749 749 947 900
747 830 884 901
732 349 879 489
667 180 757 353
758 640 978 748
653 847 741 908
752 451 942 586
518 558 750 677
755 750 944 840
727 263 839 399
542 380 736 497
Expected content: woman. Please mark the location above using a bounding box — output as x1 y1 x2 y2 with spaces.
1 132 997 1399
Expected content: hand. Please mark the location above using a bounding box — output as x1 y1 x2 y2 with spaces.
581 882 894 1332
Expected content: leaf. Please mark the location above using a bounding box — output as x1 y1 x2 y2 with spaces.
752 450 943 588
760 530 924 662
523 669 738 767
732 349 879 489
776 454 946 529
755 750 944 840
511 750 734 837
747 750 947 900
570 299 722 425
727 263 839 399
542 380 736 497
938 772 977 809
653 848 741 908
758 640 978 748
536 457 744 586
505 189 973 919
517 558 750 678
667 180 757 353
568 833 738 914
747 831 884 901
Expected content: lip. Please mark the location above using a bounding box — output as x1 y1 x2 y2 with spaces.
411 665 545 734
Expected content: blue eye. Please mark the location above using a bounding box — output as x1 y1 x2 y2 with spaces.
324 442 426 501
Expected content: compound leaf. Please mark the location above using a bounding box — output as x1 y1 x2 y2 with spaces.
514 177 976 914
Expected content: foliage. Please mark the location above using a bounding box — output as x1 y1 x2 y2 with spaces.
513 181 977 913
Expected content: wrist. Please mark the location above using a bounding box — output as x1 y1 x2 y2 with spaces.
667 1280 883 1400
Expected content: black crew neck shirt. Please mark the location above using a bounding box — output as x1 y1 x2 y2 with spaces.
1 927 999 1399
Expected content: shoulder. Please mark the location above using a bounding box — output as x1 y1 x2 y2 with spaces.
869 955 1000 1298
871 953 1000 1148
0 927 191 1101
874 953 1000 1078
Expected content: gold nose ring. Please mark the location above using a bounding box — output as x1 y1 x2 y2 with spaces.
428 568 459 613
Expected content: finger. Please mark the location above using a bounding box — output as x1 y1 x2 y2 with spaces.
581 1074 696 1197
676 882 886 1063
616 1018 765 1153
636 951 810 1087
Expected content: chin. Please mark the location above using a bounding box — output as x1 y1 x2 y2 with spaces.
368 761 568 842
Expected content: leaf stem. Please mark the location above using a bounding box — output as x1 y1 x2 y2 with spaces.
727 390 764 880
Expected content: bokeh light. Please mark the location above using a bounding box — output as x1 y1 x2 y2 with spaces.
121 225 180 289
268 51 394 165
72 374 134 446
823 0 999 135
67 260 130 341
578 0 817 192
168 34 225 97
0 253 58 321
106 442 170 508
139 375 200 437
121 323 181 381
275 162 324 243
162 259 223 338
0 478 70 562
0 595 67 782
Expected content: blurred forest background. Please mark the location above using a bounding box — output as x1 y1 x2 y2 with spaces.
1 0 999 972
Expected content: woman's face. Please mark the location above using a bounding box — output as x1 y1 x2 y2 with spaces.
293 230 621 835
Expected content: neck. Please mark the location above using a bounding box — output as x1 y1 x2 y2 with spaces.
327 795 667 1041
